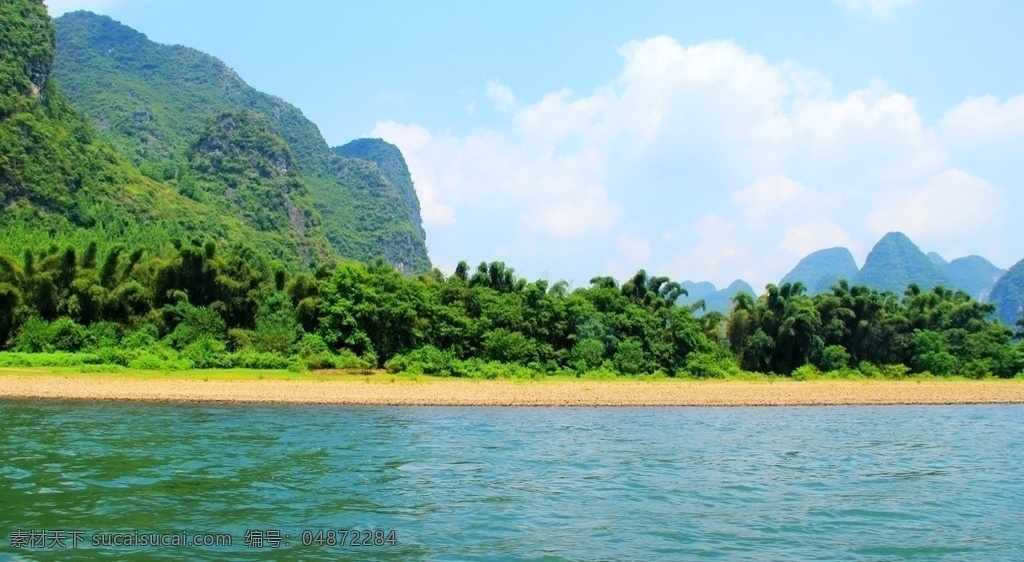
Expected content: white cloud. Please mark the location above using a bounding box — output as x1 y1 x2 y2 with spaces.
486 80 518 113
371 121 454 226
781 220 854 259
833 0 919 20
732 175 807 220
790 79 945 186
604 232 653 279
940 94 1024 146
371 35 1016 289
867 168 1000 243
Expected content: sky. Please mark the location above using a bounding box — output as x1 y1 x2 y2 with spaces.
45 0 1024 290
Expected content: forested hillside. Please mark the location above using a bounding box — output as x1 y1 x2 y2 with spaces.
854 232 952 294
781 248 859 295
52 10 430 271
334 138 426 241
0 0 282 263
990 258 1024 329
944 255 1005 302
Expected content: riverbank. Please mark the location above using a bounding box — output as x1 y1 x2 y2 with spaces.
2 369 1024 406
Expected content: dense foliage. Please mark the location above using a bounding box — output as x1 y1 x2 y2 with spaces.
52 10 430 272
0 240 1020 378
990 258 1024 329
2 2 1020 378
944 255 1006 302
333 138 426 241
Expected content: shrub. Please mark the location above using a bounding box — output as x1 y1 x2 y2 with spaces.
791 364 821 381
385 346 465 376
684 351 739 379
962 359 993 380
182 335 227 369
166 304 227 349
48 317 86 352
227 328 253 351
571 338 605 370
482 328 536 364
0 351 104 367
911 351 958 376
819 345 850 372
13 317 53 353
220 348 291 370
84 321 123 351
613 338 646 375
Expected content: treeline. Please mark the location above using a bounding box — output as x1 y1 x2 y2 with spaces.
0 239 1021 378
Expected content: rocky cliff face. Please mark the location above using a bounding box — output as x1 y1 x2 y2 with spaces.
52 11 431 271
334 138 426 241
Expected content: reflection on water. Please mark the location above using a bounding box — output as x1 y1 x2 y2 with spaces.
1 402 1023 560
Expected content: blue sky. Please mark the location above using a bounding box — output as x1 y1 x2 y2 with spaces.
46 0 1024 289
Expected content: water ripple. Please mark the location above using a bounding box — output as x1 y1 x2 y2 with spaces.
1 402 1023 560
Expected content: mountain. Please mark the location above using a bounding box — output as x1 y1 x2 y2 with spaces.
990 258 1024 328
780 247 859 294
51 11 430 272
333 139 426 241
927 252 947 268
0 0 261 260
185 110 332 265
679 280 756 314
853 232 952 294
944 255 1005 302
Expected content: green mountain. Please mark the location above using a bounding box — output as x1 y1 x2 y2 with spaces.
185 110 332 265
780 247 859 294
679 279 756 314
944 255 1005 302
51 11 429 272
333 138 426 241
853 232 952 294
0 0 264 260
990 258 1024 328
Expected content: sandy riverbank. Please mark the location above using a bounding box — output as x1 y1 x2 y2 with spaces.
2 374 1024 406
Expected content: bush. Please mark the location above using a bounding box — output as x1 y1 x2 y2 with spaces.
571 338 605 370
791 364 821 381
962 359 993 380
84 321 123 351
220 348 292 370
0 351 104 367
482 328 536 364
911 351 958 376
13 317 53 353
385 346 465 377
880 364 911 379
613 338 646 375
227 328 253 351
182 335 227 369
123 325 159 350
819 345 850 371
684 351 739 379
166 304 227 349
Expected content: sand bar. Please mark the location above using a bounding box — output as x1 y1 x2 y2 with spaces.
2 374 1024 406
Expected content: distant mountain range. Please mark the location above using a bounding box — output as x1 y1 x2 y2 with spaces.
678 280 756 314
681 232 1017 325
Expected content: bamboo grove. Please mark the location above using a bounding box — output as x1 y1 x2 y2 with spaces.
0 238 1021 378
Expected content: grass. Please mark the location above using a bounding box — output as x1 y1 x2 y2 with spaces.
0 365 1019 384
